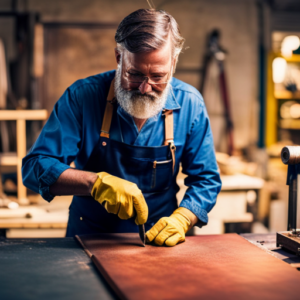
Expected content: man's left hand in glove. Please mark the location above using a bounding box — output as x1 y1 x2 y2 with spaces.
146 207 198 247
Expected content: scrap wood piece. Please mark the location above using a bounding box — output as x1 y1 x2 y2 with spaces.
76 233 300 300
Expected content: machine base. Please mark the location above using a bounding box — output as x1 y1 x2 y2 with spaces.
277 231 300 256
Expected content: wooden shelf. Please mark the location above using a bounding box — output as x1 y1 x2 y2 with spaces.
275 90 300 100
273 53 300 63
279 119 300 130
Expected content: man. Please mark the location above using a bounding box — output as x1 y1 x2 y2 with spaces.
22 9 221 246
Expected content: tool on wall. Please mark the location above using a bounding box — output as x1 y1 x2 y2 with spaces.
200 29 234 156
277 146 300 255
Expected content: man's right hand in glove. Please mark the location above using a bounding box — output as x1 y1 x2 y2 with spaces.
91 172 148 225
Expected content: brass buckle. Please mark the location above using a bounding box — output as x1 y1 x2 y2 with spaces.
169 141 176 151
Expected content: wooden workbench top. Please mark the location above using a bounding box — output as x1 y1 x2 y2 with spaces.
0 234 299 300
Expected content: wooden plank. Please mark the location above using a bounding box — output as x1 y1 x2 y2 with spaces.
6 229 66 238
221 174 264 190
222 212 253 223
0 207 45 219
33 24 44 78
0 110 48 120
16 119 27 203
0 220 67 229
0 208 68 229
0 152 18 166
77 233 300 300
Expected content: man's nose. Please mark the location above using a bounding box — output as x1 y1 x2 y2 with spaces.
139 80 152 94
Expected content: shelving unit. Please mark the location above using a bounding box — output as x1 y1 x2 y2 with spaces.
266 54 300 146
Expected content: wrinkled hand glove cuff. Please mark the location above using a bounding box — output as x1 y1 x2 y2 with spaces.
173 208 191 227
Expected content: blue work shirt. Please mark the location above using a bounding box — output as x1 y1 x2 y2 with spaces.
22 70 221 225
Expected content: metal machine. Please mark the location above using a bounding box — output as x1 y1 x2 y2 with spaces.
277 146 300 255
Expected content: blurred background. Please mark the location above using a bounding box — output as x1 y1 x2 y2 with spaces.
0 0 300 238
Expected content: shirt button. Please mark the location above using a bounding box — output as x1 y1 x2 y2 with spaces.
102 142 107 146
80 217 83 221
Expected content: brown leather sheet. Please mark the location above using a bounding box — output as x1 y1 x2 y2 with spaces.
76 233 300 300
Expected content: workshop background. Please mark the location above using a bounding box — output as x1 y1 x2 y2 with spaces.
0 0 300 238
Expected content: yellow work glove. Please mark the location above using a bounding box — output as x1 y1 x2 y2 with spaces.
146 207 191 247
91 172 148 225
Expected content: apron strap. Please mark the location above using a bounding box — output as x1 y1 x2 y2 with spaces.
163 109 176 173
163 109 174 146
100 78 115 138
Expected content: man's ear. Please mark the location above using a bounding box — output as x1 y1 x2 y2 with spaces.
115 48 121 64
173 56 178 65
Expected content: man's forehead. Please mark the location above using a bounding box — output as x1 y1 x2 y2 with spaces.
122 37 173 69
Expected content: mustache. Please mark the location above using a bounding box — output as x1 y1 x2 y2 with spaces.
129 90 159 102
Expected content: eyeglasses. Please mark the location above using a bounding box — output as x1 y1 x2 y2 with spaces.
123 65 173 92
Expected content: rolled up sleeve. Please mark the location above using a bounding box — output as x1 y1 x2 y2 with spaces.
179 99 222 226
22 88 82 201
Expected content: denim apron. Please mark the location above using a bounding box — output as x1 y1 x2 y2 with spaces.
66 79 177 237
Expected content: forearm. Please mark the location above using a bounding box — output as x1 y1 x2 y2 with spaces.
49 168 98 196
179 207 198 230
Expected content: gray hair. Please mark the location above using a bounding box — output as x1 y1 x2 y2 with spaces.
115 9 185 60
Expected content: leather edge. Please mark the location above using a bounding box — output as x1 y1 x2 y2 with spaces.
76 234 128 300
75 235 93 258
91 252 129 300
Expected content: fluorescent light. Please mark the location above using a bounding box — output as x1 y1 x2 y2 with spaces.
272 57 287 83
290 103 300 119
281 35 300 57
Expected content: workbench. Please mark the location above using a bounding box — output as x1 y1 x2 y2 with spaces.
0 195 72 238
1 233 300 300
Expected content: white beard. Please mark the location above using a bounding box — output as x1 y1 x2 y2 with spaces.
114 63 171 119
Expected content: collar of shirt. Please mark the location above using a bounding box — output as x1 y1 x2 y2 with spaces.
164 83 181 111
